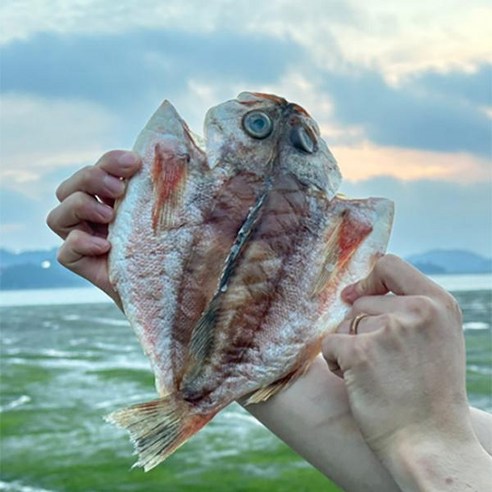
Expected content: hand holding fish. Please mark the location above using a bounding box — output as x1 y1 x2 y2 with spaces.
322 255 492 491
46 150 142 307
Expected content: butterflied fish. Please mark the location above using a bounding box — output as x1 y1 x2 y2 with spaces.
107 92 394 470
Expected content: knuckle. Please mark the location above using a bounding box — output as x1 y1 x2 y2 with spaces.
351 298 365 313
79 165 96 187
378 313 402 336
46 209 57 230
58 231 84 267
99 149 121 167
101 149 118 160
406 295 438 323
377 253 399 273
350 339 370 366
55 182 65 201
379 312 397 328
71 191 90 212
56 244 70 267
443 292 463 323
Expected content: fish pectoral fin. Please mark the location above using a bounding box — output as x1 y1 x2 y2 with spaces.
245 339 323 405
244 364 311 405
151 141 190 231
311 207 374 297
105 396 212 471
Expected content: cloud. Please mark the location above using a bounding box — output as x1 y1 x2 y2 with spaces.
0 29 302 110
0 0 354 45
409 63 492 109
0 94 119 197
1 0 490 79
1 0 490 256
322 64 491 157
340 177 492 258
325 1 492 80
330 141 490 183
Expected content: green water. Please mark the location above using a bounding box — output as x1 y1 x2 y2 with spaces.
1 289 491 491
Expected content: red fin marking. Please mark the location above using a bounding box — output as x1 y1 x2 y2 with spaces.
313 211 373 303
151 142 188 231
338 212 373 265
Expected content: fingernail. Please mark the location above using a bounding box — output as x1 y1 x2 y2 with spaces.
341 283 358 303
97 203 113 220
91 236 110 249
118 151 139 167
103 175 125 195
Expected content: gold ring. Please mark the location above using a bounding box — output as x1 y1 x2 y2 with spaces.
349 313 369 335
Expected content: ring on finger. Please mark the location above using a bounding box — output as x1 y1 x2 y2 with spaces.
349 313 370 335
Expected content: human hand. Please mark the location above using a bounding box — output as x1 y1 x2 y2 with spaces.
46 151 141 307
322 255 491 490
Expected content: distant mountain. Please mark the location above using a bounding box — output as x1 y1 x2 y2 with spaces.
0 248 89 290
0 247 491 291
0 248 58 268
406 249 492 274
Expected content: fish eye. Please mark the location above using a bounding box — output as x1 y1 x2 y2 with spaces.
242 111 273 139
290 125 316 154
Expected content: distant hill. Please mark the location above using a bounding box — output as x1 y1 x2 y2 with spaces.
406 249 492 274
0 248 89 290
0 247 491 290
0 248 59 268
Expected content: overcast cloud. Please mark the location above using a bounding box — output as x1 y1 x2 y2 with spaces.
0 0 490 257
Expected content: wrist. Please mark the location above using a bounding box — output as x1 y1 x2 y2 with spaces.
380 430 492 491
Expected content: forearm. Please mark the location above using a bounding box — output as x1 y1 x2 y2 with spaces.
242 356 399 492
241 356 492 492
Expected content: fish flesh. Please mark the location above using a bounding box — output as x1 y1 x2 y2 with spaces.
107 92 394 470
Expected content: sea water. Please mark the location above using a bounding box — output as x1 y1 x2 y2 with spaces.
0 275 491 491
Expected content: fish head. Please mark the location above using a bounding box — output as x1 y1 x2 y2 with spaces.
204 92 341 198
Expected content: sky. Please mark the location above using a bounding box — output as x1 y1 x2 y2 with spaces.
0 0 491 257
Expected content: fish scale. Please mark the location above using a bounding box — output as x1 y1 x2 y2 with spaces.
107 92 394 470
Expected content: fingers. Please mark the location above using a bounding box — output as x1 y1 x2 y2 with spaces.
57 229 111 269
342 254 444 303
338 292 446 336
47 150 141 239
56 150 141 202
337 313 388 335
57 230 119 305
47 192 114 239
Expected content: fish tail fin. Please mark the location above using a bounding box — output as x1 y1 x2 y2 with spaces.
105 396 213 471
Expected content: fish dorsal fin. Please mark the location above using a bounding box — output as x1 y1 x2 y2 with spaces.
135 100 205 233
